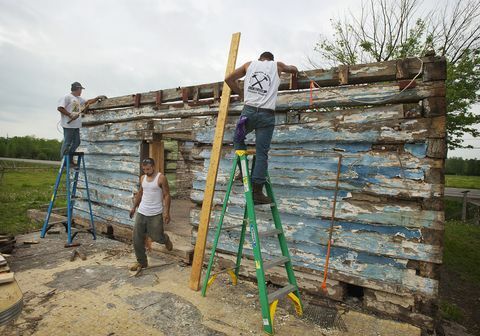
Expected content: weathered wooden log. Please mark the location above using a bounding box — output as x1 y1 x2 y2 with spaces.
189 188 443 230
86 57 446 111
189 225 438 297
82 80 445 126
188 207 442 263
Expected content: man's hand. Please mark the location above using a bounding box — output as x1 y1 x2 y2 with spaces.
163 212 170 225
68 112 80 121
129 207 136 219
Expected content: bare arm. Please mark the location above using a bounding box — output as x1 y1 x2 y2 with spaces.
57 106 73 118
129 175 144 218
277 61 298 75
159 174 171 225
225 62 251 99
85 95 108 106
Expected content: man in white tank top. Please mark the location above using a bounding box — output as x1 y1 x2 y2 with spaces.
129 158 172 271
225 52 298 204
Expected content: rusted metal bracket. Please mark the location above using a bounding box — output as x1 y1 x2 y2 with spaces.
398 80 417 90
182 87 189 103
213 82 221 102
289 73 298 90
133 93 142 108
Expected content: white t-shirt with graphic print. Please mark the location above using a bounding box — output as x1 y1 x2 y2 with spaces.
58 93 85 129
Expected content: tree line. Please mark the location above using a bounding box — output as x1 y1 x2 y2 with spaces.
445 157 480 176
0 136 61 161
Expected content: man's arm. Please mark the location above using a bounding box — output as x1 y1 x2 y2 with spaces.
84 95 108 106
225 62 251 100
277 61 298 75
159 174 171 225
129 176 144 219
57 106 78 120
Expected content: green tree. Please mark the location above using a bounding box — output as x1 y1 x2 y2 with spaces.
313 0 480 149
0 136 61 160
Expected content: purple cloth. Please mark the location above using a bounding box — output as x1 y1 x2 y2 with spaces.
233 115 248 143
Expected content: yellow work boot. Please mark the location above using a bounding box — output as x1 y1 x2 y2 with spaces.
129 262 147 272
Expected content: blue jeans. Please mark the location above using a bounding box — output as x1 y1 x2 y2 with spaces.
61 128 80 157
233 105 275 184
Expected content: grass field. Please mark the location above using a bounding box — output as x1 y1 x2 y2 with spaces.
0 160 64 235
445 175 480 189
443 220 480 284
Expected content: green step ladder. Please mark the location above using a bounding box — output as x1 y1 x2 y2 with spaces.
201 150 303 335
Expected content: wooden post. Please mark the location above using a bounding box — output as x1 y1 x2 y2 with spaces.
149 141 164 174
462 190 469 222
189 32 241 291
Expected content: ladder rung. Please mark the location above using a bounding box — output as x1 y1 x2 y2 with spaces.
258 228 282 238
268 284 296 304
263 256 290 271
221 224 244 231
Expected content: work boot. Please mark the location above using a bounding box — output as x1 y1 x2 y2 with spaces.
252 183 272 205
164 234 173 251
129 262 147 272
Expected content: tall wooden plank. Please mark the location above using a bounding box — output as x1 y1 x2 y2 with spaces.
189 32 241 291
149 141 165 174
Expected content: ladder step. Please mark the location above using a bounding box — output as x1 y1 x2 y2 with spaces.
268 284 296 304
258 228 282 238
263 256 290 271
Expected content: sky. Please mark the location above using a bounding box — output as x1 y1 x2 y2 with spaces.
0 0 478 158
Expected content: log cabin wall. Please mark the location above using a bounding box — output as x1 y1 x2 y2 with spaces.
75 55 446 330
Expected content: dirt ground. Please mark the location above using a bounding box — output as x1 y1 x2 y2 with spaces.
0 229 426 336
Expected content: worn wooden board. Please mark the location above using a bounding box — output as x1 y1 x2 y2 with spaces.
189 188 443 230
191 226 438 297
0 272 14 284
190 32 240 291
82 80 445 126
189 208 442 263
86 56 440 111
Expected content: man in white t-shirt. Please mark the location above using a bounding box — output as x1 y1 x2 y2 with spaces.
225 52 298 204
57 82 106 166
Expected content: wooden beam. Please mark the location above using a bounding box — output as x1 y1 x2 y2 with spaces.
82 80 445 126
189 32 240 291
86 56 436 111
149 141 165 174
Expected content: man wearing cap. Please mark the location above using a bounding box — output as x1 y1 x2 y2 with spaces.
225 51 298 204
57 82 106 166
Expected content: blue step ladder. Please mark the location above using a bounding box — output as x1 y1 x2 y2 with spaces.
40 152 96 246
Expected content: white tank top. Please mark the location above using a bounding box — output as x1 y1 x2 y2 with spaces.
243 60 281 110
138 173 164 216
